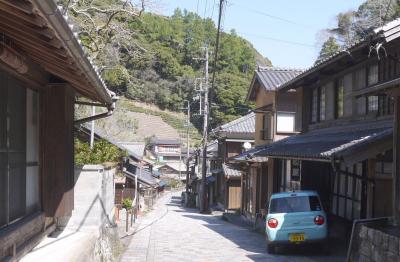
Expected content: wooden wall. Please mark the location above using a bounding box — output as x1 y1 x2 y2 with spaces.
41 84 75 218
227 179 241 210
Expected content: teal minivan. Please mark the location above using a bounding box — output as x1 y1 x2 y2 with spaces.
265 191 328 254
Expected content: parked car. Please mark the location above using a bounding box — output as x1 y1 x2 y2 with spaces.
265 191 327 254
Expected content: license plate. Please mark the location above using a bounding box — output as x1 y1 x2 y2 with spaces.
289 233 305 242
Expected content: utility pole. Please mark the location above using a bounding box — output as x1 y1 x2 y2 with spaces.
185 101 191 194
200 47 209 213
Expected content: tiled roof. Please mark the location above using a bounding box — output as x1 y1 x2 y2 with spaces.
256 67 303 91
150 138 181 145
247 121 392 163
223 164 241 178
279 18 400 91
32 1 114 104
214 112 255 135
159 162 187 172
117 142 146 160
230 146 268 163
124 165 159 187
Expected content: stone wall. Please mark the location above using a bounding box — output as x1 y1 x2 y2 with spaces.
350 225 400 262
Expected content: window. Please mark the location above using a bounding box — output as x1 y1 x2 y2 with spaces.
261 113 272 140
320 86 326 121
311 88 318 123
291 160 301 182
331 162 365 220
0 79 40 229
367 64 379 86
376 150 392 176
276 112 295 133
378 95 394 116
367 96 379 113
269 196 322 213
278 160 301 192
336 78 344 118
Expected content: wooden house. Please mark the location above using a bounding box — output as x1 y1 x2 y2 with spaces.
148 138 182 162
211 112 255 210
232 67 302 220
0 1 115 260
241 19 400 230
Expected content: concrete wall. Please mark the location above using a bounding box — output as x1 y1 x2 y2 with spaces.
61 165 115 232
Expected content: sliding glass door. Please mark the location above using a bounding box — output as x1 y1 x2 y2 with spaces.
0 72 40 229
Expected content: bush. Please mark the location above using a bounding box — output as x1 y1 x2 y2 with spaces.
122 198 133 210
74 139 128 166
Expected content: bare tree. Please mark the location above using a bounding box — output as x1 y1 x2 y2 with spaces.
59 0 153 64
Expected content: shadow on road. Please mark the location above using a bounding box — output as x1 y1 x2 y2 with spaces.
172 197 345 262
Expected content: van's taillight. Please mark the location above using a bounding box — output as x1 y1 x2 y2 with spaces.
314 215 325 225
267 218 278 228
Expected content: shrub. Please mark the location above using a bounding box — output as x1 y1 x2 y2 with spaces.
74 139 128 166
122 198 133 210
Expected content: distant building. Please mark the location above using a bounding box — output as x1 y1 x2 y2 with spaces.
148 138 182 162
157 162 188 181
210 112 256 210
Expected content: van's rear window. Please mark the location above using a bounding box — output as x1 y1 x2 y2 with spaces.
269 196 322 213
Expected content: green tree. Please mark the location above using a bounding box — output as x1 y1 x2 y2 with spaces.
315 37 341 65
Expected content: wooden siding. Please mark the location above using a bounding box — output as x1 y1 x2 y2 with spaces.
41 84 75 218
344 73 353 117
228 180 241 209
0 212 45 259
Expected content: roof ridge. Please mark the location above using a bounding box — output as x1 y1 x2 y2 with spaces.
257 66 304 72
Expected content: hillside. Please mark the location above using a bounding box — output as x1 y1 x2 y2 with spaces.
61 0 272 131
76 98 202 147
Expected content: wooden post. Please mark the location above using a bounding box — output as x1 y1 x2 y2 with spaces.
393 95 400 224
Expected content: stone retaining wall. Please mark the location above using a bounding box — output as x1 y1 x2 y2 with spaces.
350 225 400 262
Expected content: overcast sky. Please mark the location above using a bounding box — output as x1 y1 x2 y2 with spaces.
157 0 365 69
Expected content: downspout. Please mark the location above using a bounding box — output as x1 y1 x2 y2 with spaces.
74 94 118 125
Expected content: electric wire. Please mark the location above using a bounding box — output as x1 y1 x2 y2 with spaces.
230 2 317 30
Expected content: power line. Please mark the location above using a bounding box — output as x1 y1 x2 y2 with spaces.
237 31 316 48
203 0 208 19
230 2 317 30
210 0 216 20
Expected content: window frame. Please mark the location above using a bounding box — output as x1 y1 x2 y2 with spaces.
276 111 296 134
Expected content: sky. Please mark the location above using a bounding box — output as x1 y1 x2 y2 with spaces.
155 0 366 69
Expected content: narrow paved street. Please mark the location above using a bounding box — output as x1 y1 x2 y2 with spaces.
120 191 344 262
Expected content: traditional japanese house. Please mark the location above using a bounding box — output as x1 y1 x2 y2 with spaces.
0 0 116 260
148 138 182 163
242 19 400 229
232 67 302 220
211 112 255 210
157 162 187 181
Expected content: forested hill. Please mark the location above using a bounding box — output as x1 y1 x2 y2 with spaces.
63 1 272 128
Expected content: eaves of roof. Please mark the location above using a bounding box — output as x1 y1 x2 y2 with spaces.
33 0 114 105
279 19 400 92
